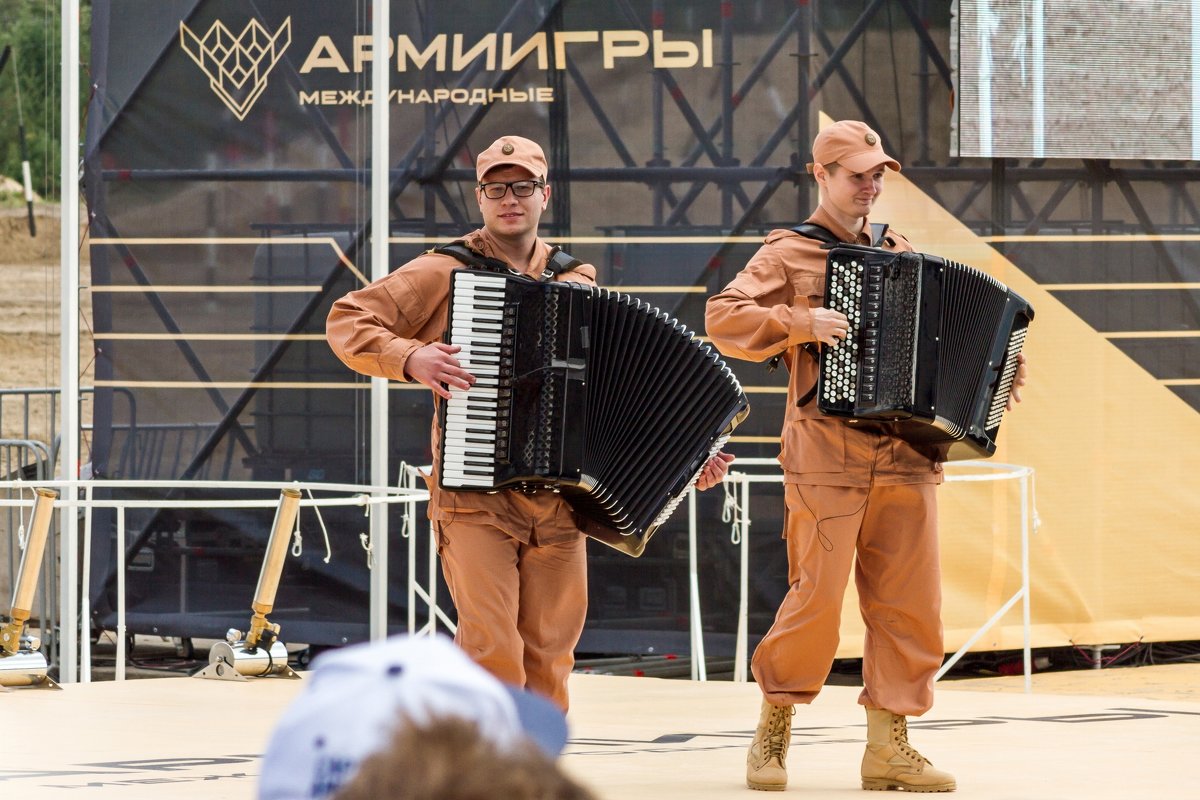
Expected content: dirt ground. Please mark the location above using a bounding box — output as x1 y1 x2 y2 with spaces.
1 203 93 601
0 205 93 446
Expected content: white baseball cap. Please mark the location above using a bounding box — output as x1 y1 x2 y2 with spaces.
258 634 569 800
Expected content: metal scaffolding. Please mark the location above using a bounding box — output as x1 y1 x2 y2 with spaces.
78 0 1199 651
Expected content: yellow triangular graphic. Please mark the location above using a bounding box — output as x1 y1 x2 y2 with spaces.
816 113 1200 654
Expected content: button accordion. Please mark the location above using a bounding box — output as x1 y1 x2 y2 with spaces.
818 245 1033 460
439 269 750 556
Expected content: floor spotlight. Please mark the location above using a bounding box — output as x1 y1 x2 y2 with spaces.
195 488 302 681
1 487 60 690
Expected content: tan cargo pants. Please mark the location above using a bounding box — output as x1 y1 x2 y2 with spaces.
438 519 588 711
752 482 943 716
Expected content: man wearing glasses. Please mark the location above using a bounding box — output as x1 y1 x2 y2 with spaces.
327 135 732 711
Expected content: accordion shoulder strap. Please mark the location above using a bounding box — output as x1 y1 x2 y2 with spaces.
544 246 583 279
432 240 583 282
794 342 820 408
431 241 515 275
790 221 890 247
790 222 839 246
870 222 890 247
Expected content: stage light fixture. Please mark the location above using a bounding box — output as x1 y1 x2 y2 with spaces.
0 487 60 689
195 487 302 681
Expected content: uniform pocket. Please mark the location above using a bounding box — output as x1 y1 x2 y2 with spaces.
780 417 846 474
792 274 825 305
889 437 940 473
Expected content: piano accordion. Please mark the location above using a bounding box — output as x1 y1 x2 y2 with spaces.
439 269 750 556
818 245 1033 460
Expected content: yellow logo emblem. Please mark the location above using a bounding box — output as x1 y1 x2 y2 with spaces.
180 18 292 121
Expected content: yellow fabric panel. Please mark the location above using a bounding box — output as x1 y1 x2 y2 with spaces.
817 114 1200 658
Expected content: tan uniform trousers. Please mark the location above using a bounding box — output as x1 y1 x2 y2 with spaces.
752 482 943 717
437 519 588 711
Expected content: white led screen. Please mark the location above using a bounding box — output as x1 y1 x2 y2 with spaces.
953 0 1200 159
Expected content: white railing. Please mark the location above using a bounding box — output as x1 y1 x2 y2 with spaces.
716 458 1037 691
0 477 429 682
2 458 1034 689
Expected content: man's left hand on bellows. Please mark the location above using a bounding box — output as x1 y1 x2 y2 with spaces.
695 451 736 491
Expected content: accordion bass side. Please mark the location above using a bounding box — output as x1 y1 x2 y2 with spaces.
438 269 750 556
818 245 1033 461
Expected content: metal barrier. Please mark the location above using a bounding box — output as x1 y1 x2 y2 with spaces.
106 421 229 480
399 464 456 639
2 458 1034 687
396 463 718 679
395 463 727 684
0 478 429 682
0 388 64 449
0 386 128 478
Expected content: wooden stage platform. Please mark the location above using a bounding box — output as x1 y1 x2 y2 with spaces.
2 664 1195 798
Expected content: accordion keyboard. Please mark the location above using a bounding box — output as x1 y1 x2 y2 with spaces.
437 268 751 554
441 272 512 487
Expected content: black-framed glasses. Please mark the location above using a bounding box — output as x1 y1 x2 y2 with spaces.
478 179 545 199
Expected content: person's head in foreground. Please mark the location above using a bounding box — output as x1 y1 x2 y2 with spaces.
330 715 596 800
258 634 595 800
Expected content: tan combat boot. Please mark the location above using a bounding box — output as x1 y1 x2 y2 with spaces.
746 698 794 791
861 707 956 792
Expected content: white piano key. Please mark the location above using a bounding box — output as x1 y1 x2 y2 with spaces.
441 429 496 441
457 347 501 359
457 357 501 367
448 387 499 398
447 398 499 411
441 463 496 475
452 288 505 307
450 326 501 342
445 410 498 423
442 475 496 488
443 446 495 458
457 274 510 289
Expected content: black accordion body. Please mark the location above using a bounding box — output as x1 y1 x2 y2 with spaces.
818 245 1033 461
438 269 750 556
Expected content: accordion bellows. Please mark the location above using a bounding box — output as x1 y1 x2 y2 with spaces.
818 245 1034 461
439 269 750 556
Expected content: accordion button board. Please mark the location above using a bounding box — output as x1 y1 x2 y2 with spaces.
817 245 1034 461
439 269 750 556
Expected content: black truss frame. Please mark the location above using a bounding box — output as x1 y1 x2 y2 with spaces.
87 0 1200 474
85 0 1200 607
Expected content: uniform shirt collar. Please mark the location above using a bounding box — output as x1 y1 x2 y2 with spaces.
808 206 875 245
462 228 551 278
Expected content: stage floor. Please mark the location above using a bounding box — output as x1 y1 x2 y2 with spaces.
2 664 1196 799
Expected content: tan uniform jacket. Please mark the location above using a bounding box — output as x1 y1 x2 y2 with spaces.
326 228 599 544
705 207 943 488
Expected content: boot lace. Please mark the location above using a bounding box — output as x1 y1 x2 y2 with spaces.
764 706 794 759
891 715 928 765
